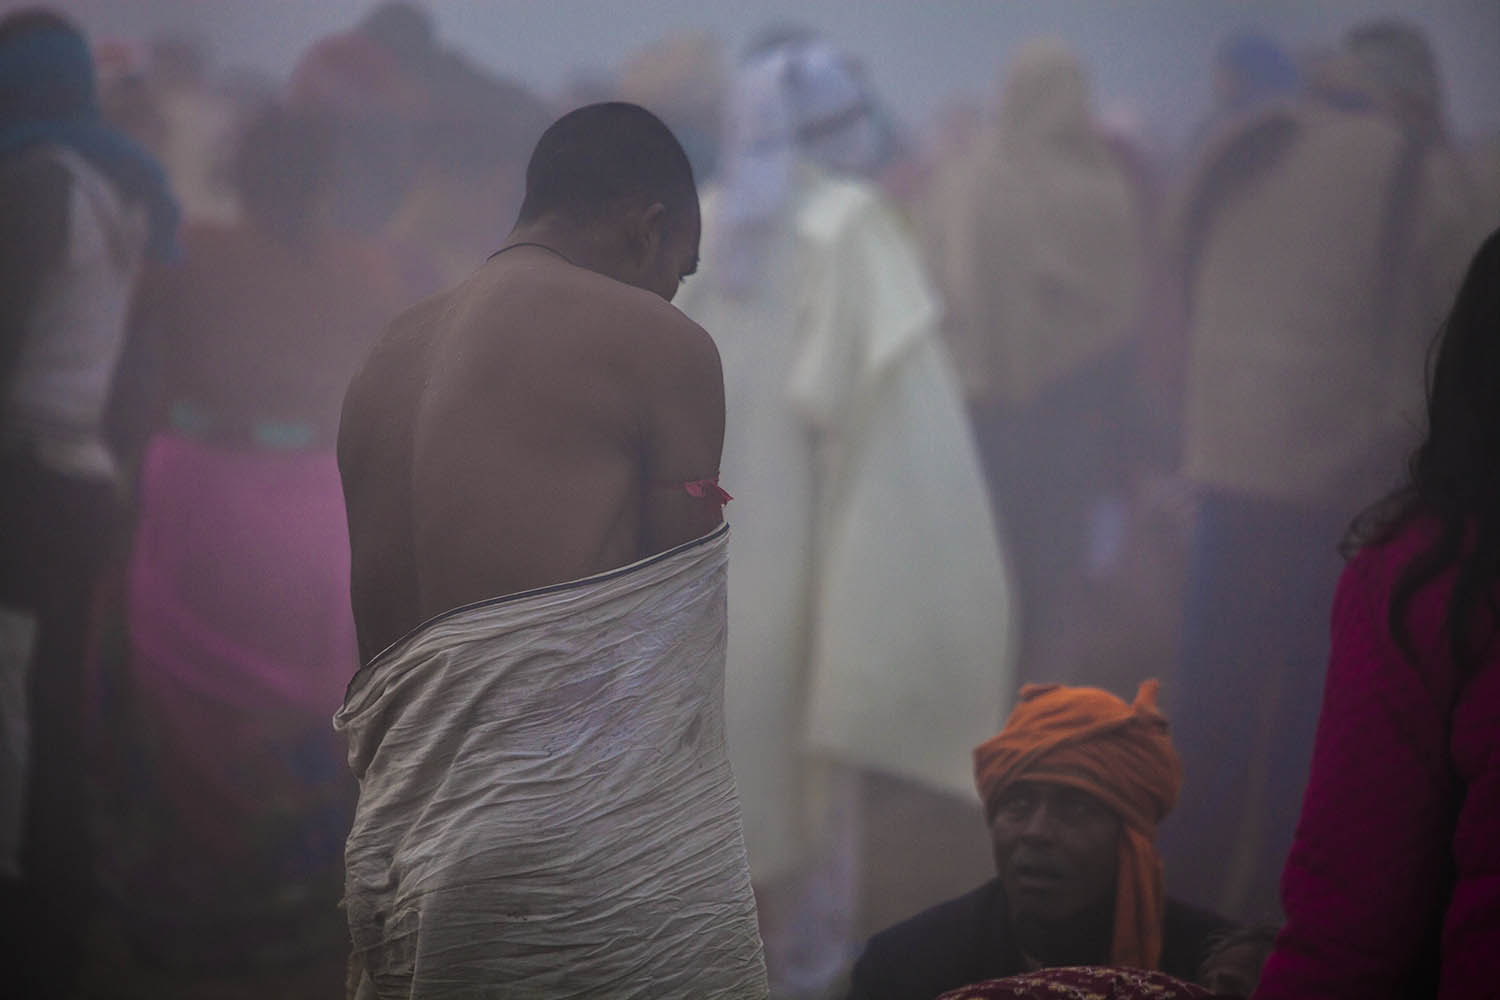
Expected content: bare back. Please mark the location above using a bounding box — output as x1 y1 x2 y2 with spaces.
338 251 725 663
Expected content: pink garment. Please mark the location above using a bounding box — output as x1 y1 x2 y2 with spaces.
1255 519 1500 998
103 432 356 960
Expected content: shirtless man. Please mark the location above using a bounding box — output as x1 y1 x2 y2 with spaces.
340 101 721 662
334 104 766 998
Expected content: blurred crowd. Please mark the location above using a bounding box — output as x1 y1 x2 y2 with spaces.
1 2 1496 998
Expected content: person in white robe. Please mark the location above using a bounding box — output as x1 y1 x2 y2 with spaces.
675 35 1014 998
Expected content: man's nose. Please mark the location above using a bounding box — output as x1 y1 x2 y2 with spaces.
1018 801 1059 841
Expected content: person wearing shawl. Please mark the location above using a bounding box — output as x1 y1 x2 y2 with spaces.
848 682 1232 1000
918 40 1146 686
0 8 178 995
1159 20 1485 923
674 31 1012 999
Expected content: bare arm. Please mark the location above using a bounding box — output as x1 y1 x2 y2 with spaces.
638 307 727 555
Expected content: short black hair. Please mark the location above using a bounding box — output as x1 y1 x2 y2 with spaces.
515 102 697 229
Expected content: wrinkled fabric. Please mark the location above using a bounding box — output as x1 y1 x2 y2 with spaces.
334 526 767 999
973 682 1182 970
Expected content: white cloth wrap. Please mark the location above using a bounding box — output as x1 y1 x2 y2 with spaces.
334 526 767 999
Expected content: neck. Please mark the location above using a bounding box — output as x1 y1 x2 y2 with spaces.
1010 895 1114 970
502 218 621 279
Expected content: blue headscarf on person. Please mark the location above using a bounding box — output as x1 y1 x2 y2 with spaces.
0 15 179 259
1216 30 1301 113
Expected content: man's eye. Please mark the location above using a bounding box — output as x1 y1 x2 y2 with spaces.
998 794 1034 817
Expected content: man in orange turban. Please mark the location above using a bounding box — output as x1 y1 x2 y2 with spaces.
848 681 1235 1000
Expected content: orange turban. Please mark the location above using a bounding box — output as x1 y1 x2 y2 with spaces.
973 680 1182 970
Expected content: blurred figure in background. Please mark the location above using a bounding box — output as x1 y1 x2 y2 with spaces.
1161 17 1484 922
0 8 177 996
288 2 429 240
384 47 549 293
146 35 241 227
1187 30 1301 154
924 40 1146 687
1254 227 1500 999
677 31 1013 999
293 1 549 297
88 105 401 997
617 31 729 185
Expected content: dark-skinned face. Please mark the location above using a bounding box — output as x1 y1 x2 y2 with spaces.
989 780 1121 926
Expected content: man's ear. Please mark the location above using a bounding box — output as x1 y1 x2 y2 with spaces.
637 201 667 257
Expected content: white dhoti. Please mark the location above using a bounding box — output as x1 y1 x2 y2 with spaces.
334 526 767 999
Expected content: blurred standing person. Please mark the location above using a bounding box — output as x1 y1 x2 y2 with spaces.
0 9 177 996
677 35 1013 999
1162 19 1484 922
92 106 403 996
923 40 1146 686
617 31 730 185
146 35 241 227
1254 227 1500 998
288 2 430 240
384 49 550 293
1186 31 1301 156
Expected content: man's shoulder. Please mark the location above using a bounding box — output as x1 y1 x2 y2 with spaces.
861 879 1001 967
1160 896 1238 979
851 879 1008 1000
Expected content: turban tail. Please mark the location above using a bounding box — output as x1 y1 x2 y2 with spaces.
973 680 1182 970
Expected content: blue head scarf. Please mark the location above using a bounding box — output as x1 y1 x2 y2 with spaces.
0 21 179 259
1217 31 1301 113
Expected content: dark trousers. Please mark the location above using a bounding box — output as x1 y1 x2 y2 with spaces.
0 450 118 998
971 348 1138 686
1158 489 1346 921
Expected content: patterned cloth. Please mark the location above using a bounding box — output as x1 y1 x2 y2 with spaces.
939 966 1213 1000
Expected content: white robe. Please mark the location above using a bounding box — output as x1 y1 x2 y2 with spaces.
678 167 1015 880
335 526 767 999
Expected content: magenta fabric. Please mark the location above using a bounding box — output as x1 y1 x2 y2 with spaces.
1254 519 1500 998
100 432 356 964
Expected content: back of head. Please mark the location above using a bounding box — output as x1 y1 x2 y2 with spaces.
617 33 727 181
515 102 697 231
996 39 1093 149
1414 226 1500 520
1350 226 1500 680
0 8 96 124
359 1 435 69
1343 17 1444 141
